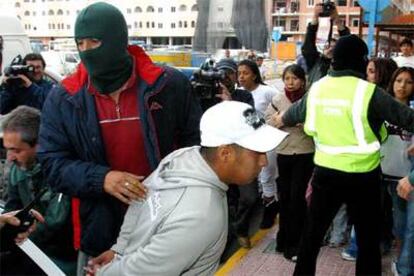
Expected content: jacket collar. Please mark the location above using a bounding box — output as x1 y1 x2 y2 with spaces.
328 69 365 79
13 163 42 183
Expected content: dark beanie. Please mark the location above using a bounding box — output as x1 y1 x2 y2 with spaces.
216 58 238 72
332 34 368 76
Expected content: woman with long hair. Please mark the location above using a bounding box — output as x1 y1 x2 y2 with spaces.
265 64 314 261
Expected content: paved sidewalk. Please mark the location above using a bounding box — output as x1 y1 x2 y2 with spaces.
222 225 395 276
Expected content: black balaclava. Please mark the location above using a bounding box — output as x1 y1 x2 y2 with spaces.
332 34 369 78
75 2 132 94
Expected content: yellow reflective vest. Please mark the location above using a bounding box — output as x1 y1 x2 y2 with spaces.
304 76 387 173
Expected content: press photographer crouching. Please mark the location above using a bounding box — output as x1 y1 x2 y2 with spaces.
0 53 53 115
192 58 254 111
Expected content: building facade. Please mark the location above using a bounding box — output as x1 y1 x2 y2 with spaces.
7 0 413 50
13 0 198 46
269 0 412 43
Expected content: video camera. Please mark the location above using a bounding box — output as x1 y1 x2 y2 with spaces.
191 68 226 100
3 55 34 87
319 0 335 17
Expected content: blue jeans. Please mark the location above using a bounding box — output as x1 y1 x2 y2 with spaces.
344 227 358 257
397 191 414 276
389 181 407 240
329 204 349 245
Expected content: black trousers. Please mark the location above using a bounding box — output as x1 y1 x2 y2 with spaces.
276 153 314 258
234 180 259 237
294 165 382 276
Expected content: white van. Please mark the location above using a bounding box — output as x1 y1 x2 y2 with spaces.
0 14 32 72
0 13 62 82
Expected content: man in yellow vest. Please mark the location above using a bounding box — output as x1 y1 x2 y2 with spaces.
275 34 414 275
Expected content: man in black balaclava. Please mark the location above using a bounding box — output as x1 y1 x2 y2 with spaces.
274 34 414 275
36 2 202 273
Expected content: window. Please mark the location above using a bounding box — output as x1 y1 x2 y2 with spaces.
146 22 150 28
15 2 21 8
127 25 131 29
337 0 347 6
273 18 286 29
139 22 142 28
67 24 70 29
290 19 299 31
147 6 155 12
191 4 198 11
307 0 314 6
171 6 176 12
24 10 30 16
49 9 54 15
42 11 45 16
66 10 70 15
218 7 224 12
134 22 138 28
127 8 131 14
179 4 187 12
158 7 163 12
191 20 195 28
339 15 346 26
171 22 176 28
57 9 63 15
184 21 188 28
351 18 359 27
32 11 36 16
135 6 142 13
151 22 155 28
158 23 163 28
352 0 359 7
179 21 182 28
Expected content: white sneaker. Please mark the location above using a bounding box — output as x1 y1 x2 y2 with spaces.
341 251 356 261
391 260 399 276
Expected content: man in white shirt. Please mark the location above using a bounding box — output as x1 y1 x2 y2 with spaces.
393 38 414 68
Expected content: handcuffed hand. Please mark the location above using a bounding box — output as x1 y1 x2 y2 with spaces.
85 250 115 276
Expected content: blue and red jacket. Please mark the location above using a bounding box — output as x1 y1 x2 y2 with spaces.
37 46 202 256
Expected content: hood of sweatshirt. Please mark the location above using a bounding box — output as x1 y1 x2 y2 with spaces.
144 146 228 193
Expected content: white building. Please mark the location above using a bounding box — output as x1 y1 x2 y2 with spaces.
13 0 198 46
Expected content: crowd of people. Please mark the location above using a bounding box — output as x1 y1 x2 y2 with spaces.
0 1 413 276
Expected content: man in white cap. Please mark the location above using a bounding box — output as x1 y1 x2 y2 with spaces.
86 101 287 276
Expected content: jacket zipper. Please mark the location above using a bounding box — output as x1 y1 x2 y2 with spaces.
115 103 121 119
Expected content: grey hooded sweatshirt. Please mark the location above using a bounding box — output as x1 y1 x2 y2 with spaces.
97 146 229 276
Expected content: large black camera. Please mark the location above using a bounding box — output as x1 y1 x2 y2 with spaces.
191 69 225 99
319 0 335 17
3 55 34 87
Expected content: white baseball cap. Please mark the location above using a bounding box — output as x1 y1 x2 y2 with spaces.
200 101 288 153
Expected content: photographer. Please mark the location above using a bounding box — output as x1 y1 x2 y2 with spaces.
0 53 53 115
198 58 254 111
302 1 350 90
